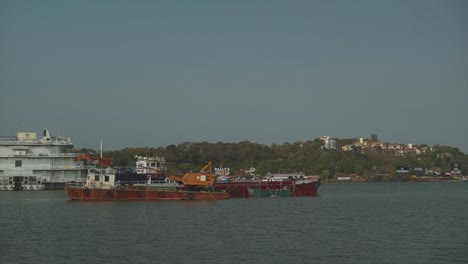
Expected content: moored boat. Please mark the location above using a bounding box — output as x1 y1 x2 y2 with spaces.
64 161 230 201
0 128 90 191
215 174 320 198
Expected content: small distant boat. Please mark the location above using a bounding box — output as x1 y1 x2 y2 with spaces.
64 160 230 201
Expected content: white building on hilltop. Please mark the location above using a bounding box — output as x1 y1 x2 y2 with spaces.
320 136 336 150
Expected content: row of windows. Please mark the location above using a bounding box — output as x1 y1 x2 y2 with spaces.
91 175 110 182
13 160 73 167
137 163 162 167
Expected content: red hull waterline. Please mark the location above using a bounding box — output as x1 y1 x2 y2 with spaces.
215 180 320 198
64 186 230 201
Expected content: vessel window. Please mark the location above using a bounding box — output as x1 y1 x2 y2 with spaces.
105 176 109 182
95 175 99 181
15 160 22 167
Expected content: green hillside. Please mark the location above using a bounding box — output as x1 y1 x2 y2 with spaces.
76 138 467 181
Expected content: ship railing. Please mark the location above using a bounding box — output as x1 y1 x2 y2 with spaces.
50 165 88 170
0 153 80 158
118 180 151 186
0 141 73 146
0 165 88 170
116 181 180 190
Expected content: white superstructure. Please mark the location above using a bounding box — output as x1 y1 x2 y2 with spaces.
134 155 166 174
262 173 306 182
0 128 88 191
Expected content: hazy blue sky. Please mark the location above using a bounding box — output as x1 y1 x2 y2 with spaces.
1 0 467 152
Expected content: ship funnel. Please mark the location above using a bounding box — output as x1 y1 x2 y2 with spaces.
42 128 51 141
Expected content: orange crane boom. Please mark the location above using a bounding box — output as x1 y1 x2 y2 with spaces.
169 162 217 187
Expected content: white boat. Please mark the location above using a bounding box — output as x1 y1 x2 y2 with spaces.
0 128 90 191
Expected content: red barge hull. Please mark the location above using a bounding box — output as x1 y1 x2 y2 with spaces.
215 179 320 198
64 186 230 201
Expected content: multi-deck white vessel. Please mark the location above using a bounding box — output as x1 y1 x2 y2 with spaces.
0 128 88 191
134 155 167 175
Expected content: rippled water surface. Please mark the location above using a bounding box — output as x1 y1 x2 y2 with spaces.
1 182 467 264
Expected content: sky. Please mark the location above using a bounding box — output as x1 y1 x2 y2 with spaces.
1 0 467 152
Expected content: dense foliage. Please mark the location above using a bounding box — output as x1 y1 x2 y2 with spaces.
75 139 468 181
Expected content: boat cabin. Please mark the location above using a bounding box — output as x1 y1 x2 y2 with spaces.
86 168 116 189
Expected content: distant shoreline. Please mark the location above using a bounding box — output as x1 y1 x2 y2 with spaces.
327 177 466 183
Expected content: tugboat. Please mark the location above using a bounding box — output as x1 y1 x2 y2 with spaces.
64 159 230 201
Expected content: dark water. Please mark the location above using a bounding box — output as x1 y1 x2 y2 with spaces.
1 182 467 264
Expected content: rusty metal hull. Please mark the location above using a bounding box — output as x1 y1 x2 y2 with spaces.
215 180 320 198
64 186 230 201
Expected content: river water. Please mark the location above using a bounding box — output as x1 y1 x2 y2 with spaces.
0 182 467 264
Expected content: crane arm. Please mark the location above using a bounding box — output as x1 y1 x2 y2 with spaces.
199 161 212 173
181 162 216 187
